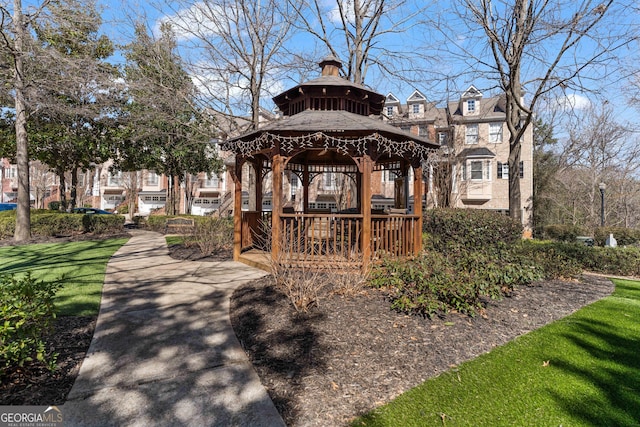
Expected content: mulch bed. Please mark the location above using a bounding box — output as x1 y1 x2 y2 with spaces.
0 240 616 427
0 316 96 405
230 273 614 427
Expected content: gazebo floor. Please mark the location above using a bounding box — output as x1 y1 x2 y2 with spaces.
237 249 271 272
237 248 364 273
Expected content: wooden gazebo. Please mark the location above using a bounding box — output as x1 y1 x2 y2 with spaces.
222 57 438 271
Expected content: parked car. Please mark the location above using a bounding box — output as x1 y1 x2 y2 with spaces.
0 203 17 211
72 207 113 215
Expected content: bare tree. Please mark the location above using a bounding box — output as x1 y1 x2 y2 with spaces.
437 0 637 223
288 0 431 86
29 160 55 209
159 0 293 130
559 104 638 228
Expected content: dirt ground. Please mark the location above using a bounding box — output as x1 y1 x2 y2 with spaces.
1 240 615 427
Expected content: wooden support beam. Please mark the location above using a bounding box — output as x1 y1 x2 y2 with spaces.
361 155 372 271
413 165 423 254
232 160 243 261
271 154 283 262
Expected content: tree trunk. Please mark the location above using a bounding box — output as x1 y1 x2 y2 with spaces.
58 172 67 211
13 0 31 241
70 168 78 209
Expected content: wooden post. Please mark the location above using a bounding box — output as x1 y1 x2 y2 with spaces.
361 155 372 271
255 161 263 212
413 165 423 254
303 163 309 214
232 160 243 261
271 154 283 262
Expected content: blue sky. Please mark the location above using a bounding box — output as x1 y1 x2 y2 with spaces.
74 0 640 130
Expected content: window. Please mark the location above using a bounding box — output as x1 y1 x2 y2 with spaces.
467 99 476 113
386 106 394 117
438 132 447 145
6 166 17 178
470 160 483 180
205 174 221 188
489 123 503 143
146 171 159 186
108 171 122 186
323 172 338 190
290 174 300 196
382 168 395 183
465 124 479 144
419 126 428 136
497 161 524 179
463 160 491 181
412 104 420 114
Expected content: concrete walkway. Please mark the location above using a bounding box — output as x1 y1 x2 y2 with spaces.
63 230 285 427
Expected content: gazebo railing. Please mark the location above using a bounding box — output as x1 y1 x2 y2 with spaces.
371 214 419 258
241 211 419 266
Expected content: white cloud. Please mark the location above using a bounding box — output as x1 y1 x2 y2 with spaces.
556 93 591 110
155 2 228 42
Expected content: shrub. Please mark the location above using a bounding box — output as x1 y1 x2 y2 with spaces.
516 241 584 280
594 227 640 247
48 201 61 211
583 246 640 276
370 250 542 318
0 211 124 239
0 211 16 239
543 224 585 242
185 217 233 256
0 273 63 372
145 215 167 232
80 214 125 234
423 208 523 254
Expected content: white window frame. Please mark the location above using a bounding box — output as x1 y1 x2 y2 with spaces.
205 174 222 189
463 159 491 181
489 123 503 143
382 168 395 183
498 161 524 179
108 171 122 186
323 172 338 190
146 171 159 186
438 132 447 145
465 124 479 145
412 104 420 114
386 106 394 117
467 99 476 113
6 166 17 178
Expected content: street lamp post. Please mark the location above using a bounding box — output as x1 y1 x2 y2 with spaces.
599 182 606 227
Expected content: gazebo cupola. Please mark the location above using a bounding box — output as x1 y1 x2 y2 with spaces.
223 56 438 271
272 56 385 117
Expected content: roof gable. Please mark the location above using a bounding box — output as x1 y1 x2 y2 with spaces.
407 89 427 103
462 85 483 100
385 93 400 104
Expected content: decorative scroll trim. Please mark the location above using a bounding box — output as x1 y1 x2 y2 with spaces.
221 131 434 160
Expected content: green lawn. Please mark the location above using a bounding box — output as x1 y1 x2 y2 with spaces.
0 239 127 316
354 278 640 427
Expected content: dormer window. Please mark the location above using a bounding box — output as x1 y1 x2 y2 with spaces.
386 106 394 117
412 104 420 114
467 99 476 113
